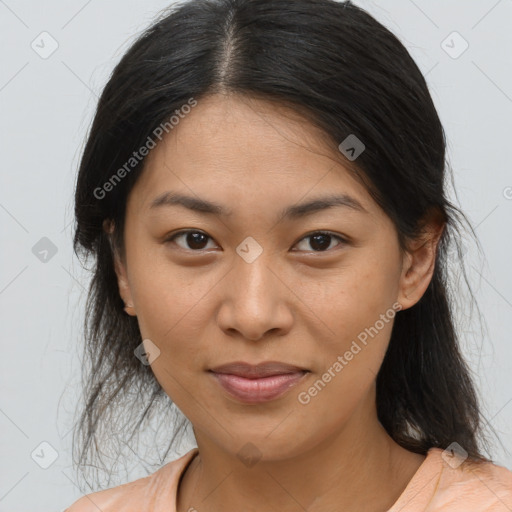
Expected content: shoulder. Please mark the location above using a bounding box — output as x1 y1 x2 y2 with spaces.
63 475 154 512
429 449 512 511
64 448 199 512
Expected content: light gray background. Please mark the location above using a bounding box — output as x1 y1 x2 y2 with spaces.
1 0 511 510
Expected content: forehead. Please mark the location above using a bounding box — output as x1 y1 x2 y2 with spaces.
127 93 376 218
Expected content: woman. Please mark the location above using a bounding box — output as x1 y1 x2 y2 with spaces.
66 0 512 510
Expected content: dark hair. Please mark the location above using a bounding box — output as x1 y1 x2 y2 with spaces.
71 0 499 491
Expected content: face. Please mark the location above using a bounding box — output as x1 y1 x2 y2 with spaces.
112 93 439 461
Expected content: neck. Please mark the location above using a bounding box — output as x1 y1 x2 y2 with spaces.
176 386 426 512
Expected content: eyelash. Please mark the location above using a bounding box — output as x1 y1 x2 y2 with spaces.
164 229 348 254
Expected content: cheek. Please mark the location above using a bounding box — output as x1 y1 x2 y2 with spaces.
127 253 225 385
306 252 401 384
308 253 400 338
294 269 399 432
129 261 213 409
128 247 207 333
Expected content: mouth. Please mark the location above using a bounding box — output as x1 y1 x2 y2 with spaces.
208 361 310 404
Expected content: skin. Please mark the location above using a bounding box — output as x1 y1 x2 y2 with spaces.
109 93 444 512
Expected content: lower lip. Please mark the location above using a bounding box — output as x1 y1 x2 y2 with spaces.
210 371 308 404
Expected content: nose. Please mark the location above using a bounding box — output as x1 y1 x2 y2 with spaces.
216 250 294 342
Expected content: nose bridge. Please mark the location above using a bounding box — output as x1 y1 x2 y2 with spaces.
217 238 292 340
233 239 276 308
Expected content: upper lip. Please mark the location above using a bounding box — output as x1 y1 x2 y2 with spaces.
209 361 308 379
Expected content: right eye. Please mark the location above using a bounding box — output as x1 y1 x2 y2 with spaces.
164 230 218 252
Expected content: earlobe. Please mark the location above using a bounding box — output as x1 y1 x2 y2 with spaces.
397 220 445 311
114 255 136 316
103 218 136 316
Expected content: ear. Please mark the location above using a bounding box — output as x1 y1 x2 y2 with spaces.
397 210 445 311
103 219 136 316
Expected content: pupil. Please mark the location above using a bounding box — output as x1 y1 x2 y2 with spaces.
188 232 207 249
310 234 330 251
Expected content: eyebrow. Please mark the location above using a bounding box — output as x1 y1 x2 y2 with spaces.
148 191 368 220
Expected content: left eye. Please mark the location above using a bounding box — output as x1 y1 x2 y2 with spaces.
165 230 346 253
293 231 346 252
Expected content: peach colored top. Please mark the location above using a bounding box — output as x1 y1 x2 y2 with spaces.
65 447 512 511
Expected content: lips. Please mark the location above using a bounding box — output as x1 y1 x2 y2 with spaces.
210 361 307 378
209 361 309 403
